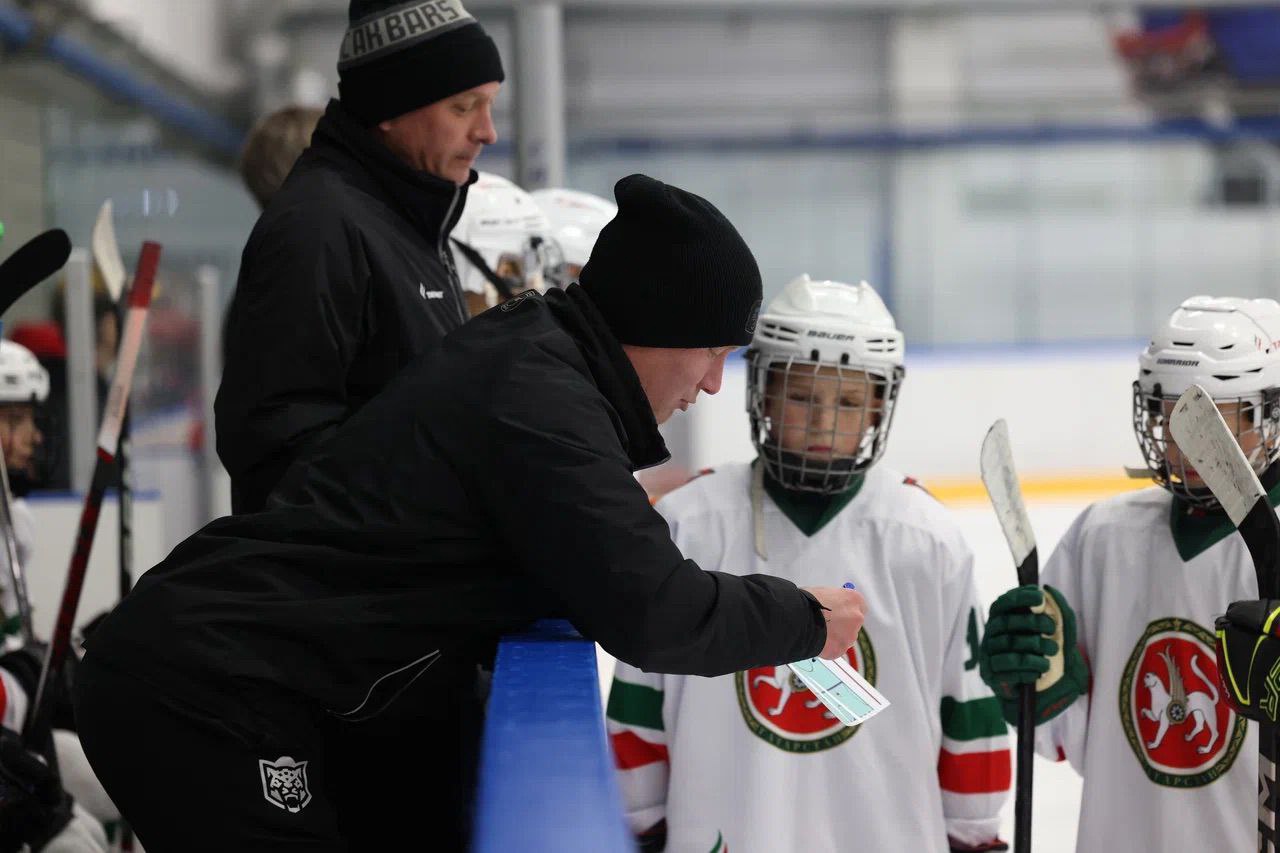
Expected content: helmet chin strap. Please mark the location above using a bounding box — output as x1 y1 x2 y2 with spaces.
450 238 517 300
752 461 768 560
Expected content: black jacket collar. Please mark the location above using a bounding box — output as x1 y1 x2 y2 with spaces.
312 99 471 244
545 285 670 471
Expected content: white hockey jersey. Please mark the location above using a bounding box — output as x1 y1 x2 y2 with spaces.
607 462 1010 853
1037 486 1262 852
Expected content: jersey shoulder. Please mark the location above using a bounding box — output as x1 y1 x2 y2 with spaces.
1044 485 1170 576
856 465 971 550
654 461 752 525
1065 485 1170 540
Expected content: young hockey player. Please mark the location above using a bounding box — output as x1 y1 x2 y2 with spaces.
451 171 553 316
978 295 1278 851
607 274 1011 853
0 339 109 852
531 187 617 288
0 339 47 646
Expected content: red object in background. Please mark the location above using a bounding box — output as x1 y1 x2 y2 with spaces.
1111 11 1216 93
1113 12 1210 61
9 321 67 360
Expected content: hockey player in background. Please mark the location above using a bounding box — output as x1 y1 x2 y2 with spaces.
608 275 1011 853
0 339 109 852
978 295 1279 851
531 187 618 289
450 171 554 316
0 340 46 647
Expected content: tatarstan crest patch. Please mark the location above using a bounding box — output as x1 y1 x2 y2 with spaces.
735 628 876 753
1120 617 1247 788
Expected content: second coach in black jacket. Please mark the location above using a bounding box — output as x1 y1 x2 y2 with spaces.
216 0 505 514
74 176 867 852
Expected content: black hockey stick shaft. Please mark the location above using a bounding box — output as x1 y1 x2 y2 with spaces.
117 330 133 602
0 229 70 316
980 419 1039 853
22 242 159 749
1014 547 1039 853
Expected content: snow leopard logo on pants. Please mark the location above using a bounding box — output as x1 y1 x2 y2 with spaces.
259 756 312 813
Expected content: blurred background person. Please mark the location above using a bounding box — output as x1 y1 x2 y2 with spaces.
237 105 324 210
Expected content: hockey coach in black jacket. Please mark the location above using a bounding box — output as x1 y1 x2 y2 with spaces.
74 175 868 852
216 0 505 515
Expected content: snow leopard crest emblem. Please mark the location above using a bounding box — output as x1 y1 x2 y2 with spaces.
1119 617 1247 788
259 756 312 813
735 627 876 753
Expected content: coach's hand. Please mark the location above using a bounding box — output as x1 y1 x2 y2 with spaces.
804 586 866 659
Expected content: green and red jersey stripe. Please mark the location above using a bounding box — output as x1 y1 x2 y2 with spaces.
611 730 669 771
938 747 1012 794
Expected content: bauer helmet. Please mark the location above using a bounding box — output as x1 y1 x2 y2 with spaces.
1134 295 1280 508
530 188 617 288
452 172 555 308
0 340 49 405
748 275 905 494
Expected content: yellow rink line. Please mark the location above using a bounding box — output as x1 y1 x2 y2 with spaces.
925 472 1151 506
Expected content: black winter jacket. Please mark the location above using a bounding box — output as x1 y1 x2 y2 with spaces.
89 286 826 723
216 98 471 514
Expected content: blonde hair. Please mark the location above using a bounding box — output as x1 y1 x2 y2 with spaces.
238 106 324 208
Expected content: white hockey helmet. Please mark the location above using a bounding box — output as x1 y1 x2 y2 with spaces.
747 275 905 493
0 340 49 405
451 172 555 308
530 188 617 288
1133 295 1280 507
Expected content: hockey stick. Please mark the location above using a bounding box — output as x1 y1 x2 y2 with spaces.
22 242 159 751
91 202 135 604
0 229 72 644
1168 384 1280 853
90 202 125 304
980 419 1038 853
0 229 70 317
91 199 138 851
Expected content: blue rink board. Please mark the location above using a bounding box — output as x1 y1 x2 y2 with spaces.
472 620 634 853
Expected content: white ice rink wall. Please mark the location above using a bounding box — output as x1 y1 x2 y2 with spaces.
667 341 1146 484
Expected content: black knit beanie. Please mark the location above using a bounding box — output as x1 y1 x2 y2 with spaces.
337 0 504 126
578 175 763 348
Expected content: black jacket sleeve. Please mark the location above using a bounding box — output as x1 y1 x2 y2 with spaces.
215 210 369 513
463 361 826 677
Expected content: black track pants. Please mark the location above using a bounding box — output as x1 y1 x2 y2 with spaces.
74 654 483 852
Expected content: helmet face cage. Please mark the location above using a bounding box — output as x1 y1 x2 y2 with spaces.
748 351 905 494
490 235 558 296
1132 380 1280 508
540 239 581 289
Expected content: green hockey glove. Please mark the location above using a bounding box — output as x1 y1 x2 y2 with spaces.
979 584 1088 726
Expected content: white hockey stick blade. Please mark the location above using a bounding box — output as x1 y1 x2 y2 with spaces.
980 419 1037 572
91 200 126 303
1167 384 1264 529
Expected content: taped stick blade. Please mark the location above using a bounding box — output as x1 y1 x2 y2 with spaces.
1168 384 1265 529
92 200 126 303
980 419 1038 581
